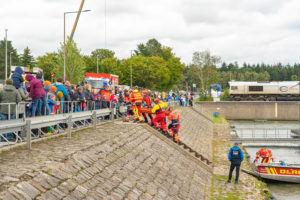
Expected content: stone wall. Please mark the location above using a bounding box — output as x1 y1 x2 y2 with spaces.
196 102 300 120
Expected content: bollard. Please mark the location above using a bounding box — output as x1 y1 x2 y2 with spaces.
110 107 114 121
92 111 97 130
26 120 31 149
67 115 72 138
120 106 126 122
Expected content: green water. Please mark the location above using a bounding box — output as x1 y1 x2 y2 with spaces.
230 120 300 200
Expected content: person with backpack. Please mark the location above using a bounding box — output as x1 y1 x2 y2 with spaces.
227 142 244 184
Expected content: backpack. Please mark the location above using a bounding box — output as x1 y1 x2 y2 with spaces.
231 148 241 164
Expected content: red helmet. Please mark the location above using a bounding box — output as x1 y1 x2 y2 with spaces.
154 99 160 103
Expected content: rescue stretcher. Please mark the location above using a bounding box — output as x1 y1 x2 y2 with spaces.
132 107 171 115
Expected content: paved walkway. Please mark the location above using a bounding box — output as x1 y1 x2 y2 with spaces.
0 121 212 200
177 107 213 161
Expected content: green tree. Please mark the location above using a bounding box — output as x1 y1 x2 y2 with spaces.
56 38 85 84
192 50 221 93
119 56 170 90
291 74 298 81
20 46 35 70
36 53 58 81
134 38 164 58
0 39 19 79
85 49 116 73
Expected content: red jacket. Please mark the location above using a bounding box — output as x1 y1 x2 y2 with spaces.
143 96 152 107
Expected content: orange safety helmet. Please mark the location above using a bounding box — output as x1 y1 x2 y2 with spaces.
154 98 160 103
51 86 57 93
44 80 51 86
142 90 148 94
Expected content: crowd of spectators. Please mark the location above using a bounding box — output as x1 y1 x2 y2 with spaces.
0 67 194 121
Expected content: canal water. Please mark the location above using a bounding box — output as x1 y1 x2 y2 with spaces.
230 120 300 200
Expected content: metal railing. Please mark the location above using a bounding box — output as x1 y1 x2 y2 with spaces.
0 106 125 149
0 99 181 149
230 128 297 141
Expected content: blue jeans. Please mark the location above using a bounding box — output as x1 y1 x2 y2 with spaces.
41 96 50 115
0 113 16 141
32 98 41 117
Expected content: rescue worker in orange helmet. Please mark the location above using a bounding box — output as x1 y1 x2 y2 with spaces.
167 107 180 142
254 148 274 164
130 89 144 122
152 99 168 133
124 89 133 122
142 90 153 124
100 83 111 108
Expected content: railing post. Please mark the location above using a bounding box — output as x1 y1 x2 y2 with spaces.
92 111 97 130
110 107 114 121
26 120 31 149
67 115 72 138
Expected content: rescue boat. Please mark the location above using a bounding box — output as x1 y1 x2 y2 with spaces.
244 162 300 183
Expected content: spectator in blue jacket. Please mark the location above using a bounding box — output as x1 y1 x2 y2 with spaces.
54 78 69 101
11 66 24 89
228 142 244 184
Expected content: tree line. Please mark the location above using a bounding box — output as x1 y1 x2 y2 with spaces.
179 60 300 92
1 37 300 92
0 38 185 91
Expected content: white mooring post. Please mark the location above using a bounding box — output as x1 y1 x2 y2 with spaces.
67 115 72 138
26 120 31 149
92 111 97 130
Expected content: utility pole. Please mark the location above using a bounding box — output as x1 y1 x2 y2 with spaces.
64 12 66 82
10 52 13 69
5 29 8 80
130 50 133 88
64 9 91 82
97 56 99 73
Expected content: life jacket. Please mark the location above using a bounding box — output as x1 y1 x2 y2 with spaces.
231 148 241 164
168 110 179 120
259 149 271 158
156 103 166 114
130 92 142 103
124 95 130 102
101 90 111 101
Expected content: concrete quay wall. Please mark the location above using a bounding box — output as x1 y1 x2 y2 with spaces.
196 102 300 121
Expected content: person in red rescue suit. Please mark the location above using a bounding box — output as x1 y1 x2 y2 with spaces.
152 99 168 133
124 89 134 122
130 89 144 122
254 148 274 163
167 107 180 142
142 90 153 124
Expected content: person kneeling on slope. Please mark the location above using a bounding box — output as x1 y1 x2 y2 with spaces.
167 107 180 142
152 99 168 134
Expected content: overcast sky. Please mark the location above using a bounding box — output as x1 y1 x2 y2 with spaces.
1 0 300 65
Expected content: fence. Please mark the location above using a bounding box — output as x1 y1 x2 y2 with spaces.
230 128 298 141
0 100 180 149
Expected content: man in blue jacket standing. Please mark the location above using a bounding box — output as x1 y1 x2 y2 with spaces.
228 142 244 184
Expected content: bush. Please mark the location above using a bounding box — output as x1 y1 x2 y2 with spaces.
220 89 230 101
197 95 214 101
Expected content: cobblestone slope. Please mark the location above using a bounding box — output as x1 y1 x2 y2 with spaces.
178 107 213 161
0 121 212 200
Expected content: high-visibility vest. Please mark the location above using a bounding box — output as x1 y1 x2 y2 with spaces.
168 110 179 121
124 95 130 102
130 92 142 103
101 90 111 101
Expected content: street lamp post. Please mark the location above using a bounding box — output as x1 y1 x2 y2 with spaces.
10 52 13 69
97 56 99 74
5 29 8 80
130 50 133 88
64 9 90 82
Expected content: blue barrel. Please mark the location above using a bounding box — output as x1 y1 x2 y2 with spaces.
214 112 219 118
